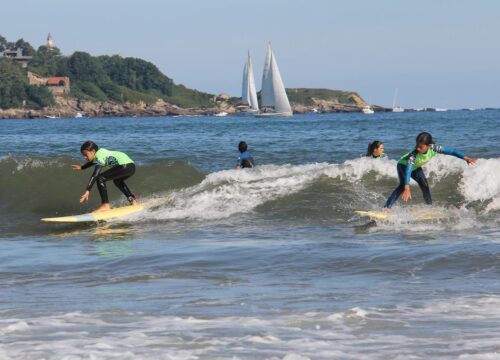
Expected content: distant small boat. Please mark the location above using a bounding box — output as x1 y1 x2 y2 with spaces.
362 106 374 114
44 115 59 119
435 108 448 112
255 44 292 118
215 111 228 117
75 112 83 118
392 88 405 112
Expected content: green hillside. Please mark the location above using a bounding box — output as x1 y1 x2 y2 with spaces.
286 88 363 106
0 35 214 109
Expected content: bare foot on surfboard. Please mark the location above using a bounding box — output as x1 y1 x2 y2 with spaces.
93 204 111 213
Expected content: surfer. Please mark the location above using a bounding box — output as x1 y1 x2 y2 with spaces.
235 141 255 169
367 140 384 158
384 132 476 209
71 141 137 212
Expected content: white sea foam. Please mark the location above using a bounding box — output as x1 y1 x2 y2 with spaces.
1 155 64 172
2 295 500 359
459 158 500 207
139 159 397 222
143 163 331 221
128 156 498 227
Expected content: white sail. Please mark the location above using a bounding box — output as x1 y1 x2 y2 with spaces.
259 44 292 115
242 62 249 105
247 53 259 111
242 52 259 111
261 45 274 107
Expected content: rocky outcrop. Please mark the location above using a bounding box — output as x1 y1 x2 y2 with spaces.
0 98 228 119
0 89 390 119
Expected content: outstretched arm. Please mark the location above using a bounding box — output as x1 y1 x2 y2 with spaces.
435 145 477 165
71 161 94 171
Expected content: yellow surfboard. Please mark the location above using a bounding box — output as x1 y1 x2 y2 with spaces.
355 208 449 221
41 204 144 223
355 210 392 220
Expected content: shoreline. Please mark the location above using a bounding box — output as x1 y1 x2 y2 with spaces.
0 99 390 120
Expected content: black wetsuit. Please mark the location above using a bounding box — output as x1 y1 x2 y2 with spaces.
82 148 136 204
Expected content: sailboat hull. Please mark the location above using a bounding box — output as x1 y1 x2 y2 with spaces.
255 112 293 118
235 109 260 117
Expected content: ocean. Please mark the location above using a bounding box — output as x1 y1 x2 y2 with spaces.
1 110 499 359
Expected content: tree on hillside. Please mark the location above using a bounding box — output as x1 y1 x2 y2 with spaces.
30 45 62 76
0 58 28 108
15 39 35 56
0 58 54 109
99 55 173 96
68 51 109 84
0 35 7 52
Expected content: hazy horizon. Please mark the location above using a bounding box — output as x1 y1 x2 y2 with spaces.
1 0 499 108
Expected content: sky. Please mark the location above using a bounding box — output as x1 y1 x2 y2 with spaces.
1 0 499 108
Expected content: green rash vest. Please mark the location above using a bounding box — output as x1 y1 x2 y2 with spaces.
93 148 134 170
397 144 465 184
398 146 439 170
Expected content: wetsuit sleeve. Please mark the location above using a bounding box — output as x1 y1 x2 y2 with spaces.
404 163 413 185
81 161 94 170
85 164 103 191
433 145 465 159
404 151 417 185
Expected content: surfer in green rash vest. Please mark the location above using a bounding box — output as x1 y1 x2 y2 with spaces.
71 141 137 212
384 132 476 209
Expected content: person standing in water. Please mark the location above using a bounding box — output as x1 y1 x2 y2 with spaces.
235 141 255 169
367 140 384 158
384 132 476 209
72 141 137 212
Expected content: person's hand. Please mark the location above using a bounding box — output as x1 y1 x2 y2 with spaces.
464 156 477 165
80 191 90 203
402 185 411 202
71 165 82 171
235 165 241 170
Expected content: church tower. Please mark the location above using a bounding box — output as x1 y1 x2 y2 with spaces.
47 33 54 49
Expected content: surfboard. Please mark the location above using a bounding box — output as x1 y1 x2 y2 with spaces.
41 204 144 223
355 208 449 222
355 210 392 220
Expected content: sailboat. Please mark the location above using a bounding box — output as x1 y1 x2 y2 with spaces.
236 51 259 116
255 44 293 117
392 88 404 112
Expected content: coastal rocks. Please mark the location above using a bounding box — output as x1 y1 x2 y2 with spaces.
0 98 227 119
0 92 390 119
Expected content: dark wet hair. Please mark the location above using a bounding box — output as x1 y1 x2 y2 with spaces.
80 140 98 153
367 140 383 157
415 132 433 145
238 141 248 153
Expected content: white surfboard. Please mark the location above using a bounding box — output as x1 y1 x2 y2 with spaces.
41 204 144 223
